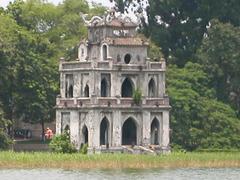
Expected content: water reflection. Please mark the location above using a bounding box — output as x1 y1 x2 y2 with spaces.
0 168 239 180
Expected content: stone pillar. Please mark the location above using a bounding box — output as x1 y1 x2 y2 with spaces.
91 110 100 148
73 73 80 97
60 73 65 98
112 110 121 147
162 111 170 148
70 111 80 149
55 110 62 135
142 110 151 146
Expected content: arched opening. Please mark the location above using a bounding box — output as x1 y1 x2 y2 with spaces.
69 85 73 98
122 118 137 145
102 45 107 60
100 117 109 145
84 84 89 97
148 78 156 97
124 53 131 64
121 78 134 97
101 78 108 97
82 125 88 144
151 118 160 145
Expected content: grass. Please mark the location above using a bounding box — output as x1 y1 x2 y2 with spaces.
0 151 240 169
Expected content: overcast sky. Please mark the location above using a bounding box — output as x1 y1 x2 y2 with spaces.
0 0 112 8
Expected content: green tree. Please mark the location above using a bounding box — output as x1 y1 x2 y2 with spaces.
0 105 12 150
0 14 58 140
112 0 240 66
197 19 240 115
168 63 240 150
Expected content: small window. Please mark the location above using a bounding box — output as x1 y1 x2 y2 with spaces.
84 84 89 97
102 45 107 60
124 54 131 64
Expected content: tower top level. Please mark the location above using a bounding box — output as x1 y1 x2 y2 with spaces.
81 10 141 43
77 10 153 64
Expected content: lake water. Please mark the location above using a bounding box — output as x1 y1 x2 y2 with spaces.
0 168 239 180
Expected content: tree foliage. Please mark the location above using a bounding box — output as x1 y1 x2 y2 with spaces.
168 63 240 150
0 0 105 127
0 105 12 149
112 0 240 66
197 19 240 115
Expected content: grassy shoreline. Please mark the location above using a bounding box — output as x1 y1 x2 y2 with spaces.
0 151 239 169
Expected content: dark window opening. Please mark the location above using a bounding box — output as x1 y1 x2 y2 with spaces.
65 74 74 98
122 118 137 145
101 78 108 97
84 84 89 97
121 78 134 97
68 85 73 98
100 117 109 145
102 45 107 60
148 78 156 97
124 54 131 64
151 118 160 145
82 125 88 144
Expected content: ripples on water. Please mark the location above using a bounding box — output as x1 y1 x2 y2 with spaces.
0 168 239 180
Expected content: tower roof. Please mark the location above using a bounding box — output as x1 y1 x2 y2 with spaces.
81 10 138 28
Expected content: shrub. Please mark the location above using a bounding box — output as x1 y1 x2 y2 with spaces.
133 88 142 105
49 132 76 153
80 143 88 154
0 129 12 150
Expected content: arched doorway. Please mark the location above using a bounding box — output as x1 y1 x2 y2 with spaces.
100 117 109 145
148 78 156 97
151 118 160 145
84 84 89 97
122 118 137 145
82 125 88 144
121 78 134 97
102 45 107 60
101 78 108 97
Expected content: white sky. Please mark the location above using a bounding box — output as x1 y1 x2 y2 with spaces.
0 0 112 8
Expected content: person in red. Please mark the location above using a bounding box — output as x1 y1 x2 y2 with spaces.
45 127 53 139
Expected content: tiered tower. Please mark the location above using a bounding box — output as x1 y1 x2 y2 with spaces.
55 12 171 153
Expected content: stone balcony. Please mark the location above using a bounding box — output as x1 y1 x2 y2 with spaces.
60 58 166 72
56 96 170 109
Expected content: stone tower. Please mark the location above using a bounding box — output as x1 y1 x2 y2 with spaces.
55 12 171 153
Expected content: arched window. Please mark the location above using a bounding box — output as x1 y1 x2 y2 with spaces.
69 85 73 98
121 78 134 97
100 117 109 145
65 74 73 98
102 44 107 60
148 78 156 97
101 78 108 97
82 125 88 144
122 117 137 145
151 118 160 145
84 84 89 97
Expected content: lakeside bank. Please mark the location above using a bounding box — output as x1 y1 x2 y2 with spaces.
0 151 239 169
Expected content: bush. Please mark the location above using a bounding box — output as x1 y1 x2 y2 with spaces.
80 143 88 154
133 88 142 105
0 129 12 150
49 132 76 153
